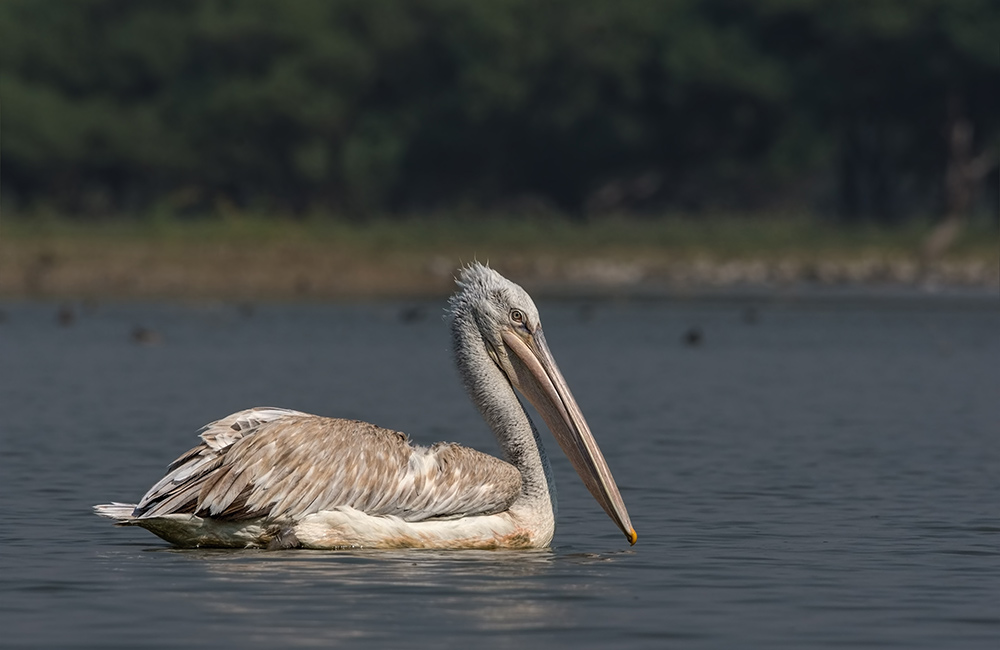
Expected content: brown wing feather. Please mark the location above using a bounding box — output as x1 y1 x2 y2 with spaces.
133 410 521 523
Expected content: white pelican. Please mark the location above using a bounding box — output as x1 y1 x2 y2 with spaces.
95 263 636 549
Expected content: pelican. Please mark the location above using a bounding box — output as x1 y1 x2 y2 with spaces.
95 263 636 549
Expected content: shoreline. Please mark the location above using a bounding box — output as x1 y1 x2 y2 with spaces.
2 249 995 302
2 216 996 300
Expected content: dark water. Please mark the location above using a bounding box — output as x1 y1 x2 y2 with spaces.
2 292 998 648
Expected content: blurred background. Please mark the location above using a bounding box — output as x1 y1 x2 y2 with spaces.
4 5 999 647
1 0 997 298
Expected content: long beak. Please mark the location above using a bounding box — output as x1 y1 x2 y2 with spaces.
501 328 637 545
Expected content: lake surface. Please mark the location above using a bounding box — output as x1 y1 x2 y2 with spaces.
1 291 998 648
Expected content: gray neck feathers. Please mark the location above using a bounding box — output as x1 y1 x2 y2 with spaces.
450 308 556 510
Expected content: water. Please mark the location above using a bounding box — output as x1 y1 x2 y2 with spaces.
2 292 998 648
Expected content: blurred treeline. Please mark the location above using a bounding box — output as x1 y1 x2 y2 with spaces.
1 0 997 221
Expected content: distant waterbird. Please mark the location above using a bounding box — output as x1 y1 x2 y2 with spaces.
56 304 76 327
397 305 426 324
683 326 703 347
95 263 636 549
130 326 163 346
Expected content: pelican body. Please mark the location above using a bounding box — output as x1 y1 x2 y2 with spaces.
95 263 636 549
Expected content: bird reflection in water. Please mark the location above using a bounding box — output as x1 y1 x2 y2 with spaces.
148 547 630 636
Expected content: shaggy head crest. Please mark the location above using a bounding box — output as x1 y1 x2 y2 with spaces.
448 262 537 326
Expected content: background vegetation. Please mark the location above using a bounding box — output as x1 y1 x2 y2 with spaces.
2 0 997 222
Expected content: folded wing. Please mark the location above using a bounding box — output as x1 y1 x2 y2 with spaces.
132 408 522 523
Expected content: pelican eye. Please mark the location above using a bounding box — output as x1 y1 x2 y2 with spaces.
509 309 524 325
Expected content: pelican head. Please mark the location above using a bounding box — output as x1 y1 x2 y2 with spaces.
450 263 637 545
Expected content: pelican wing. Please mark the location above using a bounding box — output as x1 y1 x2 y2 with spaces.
133 408 521 523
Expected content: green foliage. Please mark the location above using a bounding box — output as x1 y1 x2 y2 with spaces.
1 0 997 219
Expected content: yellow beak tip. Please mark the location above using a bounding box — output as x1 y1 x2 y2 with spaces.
626 528 638 545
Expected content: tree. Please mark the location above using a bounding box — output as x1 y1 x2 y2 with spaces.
1 0 997 219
